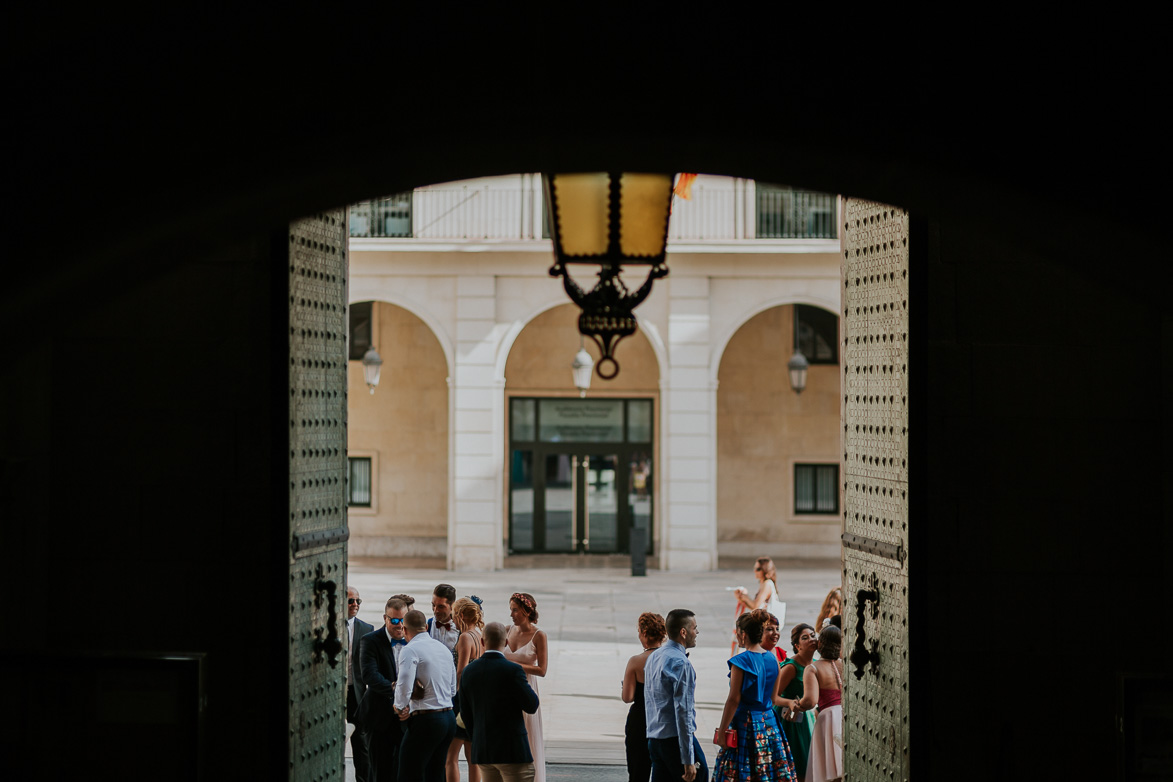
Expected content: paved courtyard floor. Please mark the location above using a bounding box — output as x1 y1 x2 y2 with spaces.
343 558 841 781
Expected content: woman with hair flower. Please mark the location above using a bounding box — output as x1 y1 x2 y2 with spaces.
504 591 548 782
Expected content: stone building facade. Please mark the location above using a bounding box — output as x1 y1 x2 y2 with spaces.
346 174 843 571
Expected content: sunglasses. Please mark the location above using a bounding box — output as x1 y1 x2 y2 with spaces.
348 598 362 605
384 616 403 625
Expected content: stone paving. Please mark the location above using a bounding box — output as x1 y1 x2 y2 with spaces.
343 558 841 781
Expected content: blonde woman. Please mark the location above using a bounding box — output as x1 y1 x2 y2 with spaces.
814 587 841 632
447 596 485 782
733 557 786 652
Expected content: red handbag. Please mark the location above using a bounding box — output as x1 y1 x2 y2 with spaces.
714 727 738 749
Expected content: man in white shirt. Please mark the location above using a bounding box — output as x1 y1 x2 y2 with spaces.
394 609 457 782
347 587 375 782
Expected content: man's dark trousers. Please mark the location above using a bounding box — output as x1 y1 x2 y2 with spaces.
648 736 708 782
347 683 371 782
398 710 456 782
348 617 374 782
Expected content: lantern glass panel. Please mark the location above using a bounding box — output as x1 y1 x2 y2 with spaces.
551 173 609 256
619 173 673 257
364 362 382 389
788 365 807 393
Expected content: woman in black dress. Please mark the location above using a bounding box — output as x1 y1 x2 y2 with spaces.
621 612 666 782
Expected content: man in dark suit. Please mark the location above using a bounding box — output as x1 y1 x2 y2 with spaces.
458 622 540 782
347 587 375 782
359 596 409 782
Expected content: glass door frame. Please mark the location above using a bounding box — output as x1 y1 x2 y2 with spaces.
507 396 654 555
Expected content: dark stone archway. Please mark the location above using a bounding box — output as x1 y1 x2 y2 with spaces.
4 13 1167 781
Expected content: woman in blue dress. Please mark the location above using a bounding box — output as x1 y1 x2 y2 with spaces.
713 609 798 782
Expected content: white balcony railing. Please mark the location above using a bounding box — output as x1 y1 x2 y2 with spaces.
349 181 837 241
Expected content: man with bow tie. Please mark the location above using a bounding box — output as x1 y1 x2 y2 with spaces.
427 583 458 652
360 597 410 782
645 608 706 782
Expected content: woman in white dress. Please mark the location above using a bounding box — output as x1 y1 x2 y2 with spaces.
503 591 548 782
733 557 786 651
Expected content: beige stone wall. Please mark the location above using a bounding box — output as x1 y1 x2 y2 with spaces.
716 304 841 559
347 302 449 557
504 303 661 549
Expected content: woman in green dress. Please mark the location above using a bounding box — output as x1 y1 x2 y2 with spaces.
775 623 818 780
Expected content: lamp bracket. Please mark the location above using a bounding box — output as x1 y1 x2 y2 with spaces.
550 259 667 379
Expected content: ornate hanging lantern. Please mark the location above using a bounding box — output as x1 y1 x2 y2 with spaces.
544 172 676 379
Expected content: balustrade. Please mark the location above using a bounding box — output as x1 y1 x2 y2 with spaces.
349 182 838 241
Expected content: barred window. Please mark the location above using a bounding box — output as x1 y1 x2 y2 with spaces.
795 463 838 514
348 457 372 507
349 301 373 361
795 304 838 364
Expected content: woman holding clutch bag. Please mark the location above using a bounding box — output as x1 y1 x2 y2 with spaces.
712 609 798 782
780 625 844 782
775 624 818 781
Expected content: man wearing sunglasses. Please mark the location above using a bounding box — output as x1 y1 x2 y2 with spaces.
347 588 375 782
360 597 410 782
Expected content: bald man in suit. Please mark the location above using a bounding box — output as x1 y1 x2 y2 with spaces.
458 622 540 782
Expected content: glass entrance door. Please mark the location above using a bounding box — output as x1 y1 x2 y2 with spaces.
508 397 653 555
539 452 620 553
582 454 619 552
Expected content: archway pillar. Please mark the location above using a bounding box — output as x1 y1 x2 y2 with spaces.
450 275 505 571
661 276 718 571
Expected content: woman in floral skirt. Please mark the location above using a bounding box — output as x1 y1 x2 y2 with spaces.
712 609 798 782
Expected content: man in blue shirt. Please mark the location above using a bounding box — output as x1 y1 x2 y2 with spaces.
644 609 707 782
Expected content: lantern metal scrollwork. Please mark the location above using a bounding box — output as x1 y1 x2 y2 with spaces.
544 172 676 380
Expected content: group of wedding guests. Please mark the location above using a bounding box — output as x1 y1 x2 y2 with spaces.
346 583 549 782
622 558 846 782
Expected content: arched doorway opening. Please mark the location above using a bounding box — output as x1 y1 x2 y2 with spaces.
716 304 841 565
345 301 450 562
503 303 660 558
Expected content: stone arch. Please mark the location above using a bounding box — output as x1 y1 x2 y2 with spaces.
349 293 455 381
502 302 663 392
714 303 842 564
346 301 450 561
710 295 839 385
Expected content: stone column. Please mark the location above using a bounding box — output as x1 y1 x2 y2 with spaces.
663 276 718 571
450 275 502 570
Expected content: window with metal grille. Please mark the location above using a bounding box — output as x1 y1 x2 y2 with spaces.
795 304 838 364
756 183 838 239
348 457 372 507
348 192 413 237
795 463 838 514
349 301 373 361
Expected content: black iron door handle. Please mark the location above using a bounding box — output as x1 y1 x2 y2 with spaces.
312 562 343 668
849 571 882 680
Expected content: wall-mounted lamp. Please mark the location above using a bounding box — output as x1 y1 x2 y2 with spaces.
788 350 808 394
361 346 383 394
571 342 594 398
